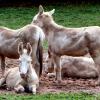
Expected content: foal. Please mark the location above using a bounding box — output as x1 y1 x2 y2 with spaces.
0 43 39 94
32 5 100 85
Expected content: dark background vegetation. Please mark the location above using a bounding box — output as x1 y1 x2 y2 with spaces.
0 0 100 7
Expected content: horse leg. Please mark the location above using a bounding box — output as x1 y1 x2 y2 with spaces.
29 84 37 95
88 49 100 85
14 84 25 93
93 58 100 85
1 56 5 77
93 59 100 85
53 54 61 82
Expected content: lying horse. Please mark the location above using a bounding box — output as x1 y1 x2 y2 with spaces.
0 24 45 77
0 43 39 94
44 54 98 79
32 5 100 85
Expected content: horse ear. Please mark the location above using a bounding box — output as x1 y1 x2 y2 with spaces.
39 5 44 15
18 42 23 55
27 43 32 55
49 9 55 15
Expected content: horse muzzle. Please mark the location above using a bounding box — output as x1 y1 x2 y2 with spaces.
20 73 26 79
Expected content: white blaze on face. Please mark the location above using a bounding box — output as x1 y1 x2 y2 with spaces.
19 49 32 75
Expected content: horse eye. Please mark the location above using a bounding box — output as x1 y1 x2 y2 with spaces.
45 15 49 17
39 15 43 18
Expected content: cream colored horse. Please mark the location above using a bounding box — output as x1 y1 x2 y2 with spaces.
44 54 98 79
0 24 45 77
32 5 100 85
0 43 39 94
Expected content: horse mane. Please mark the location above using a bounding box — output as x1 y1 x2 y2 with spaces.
0 26 12 30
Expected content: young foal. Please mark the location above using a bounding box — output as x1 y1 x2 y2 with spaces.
0 43 39 94
0 24 45 77
32 5 100 85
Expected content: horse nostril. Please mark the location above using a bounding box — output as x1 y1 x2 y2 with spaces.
20 74 25 78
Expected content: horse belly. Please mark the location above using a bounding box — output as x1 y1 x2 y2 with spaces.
51 43 88 56
0 39 19 58
52 36 88 56
62 48 88 56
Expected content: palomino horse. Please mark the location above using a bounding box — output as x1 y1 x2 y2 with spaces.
0 43 39 94
0 24 45 77
32 5 100 85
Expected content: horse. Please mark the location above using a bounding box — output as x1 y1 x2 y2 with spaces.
0 24 45 77
32 5 100 85
0 43 39 94
44 53 98 79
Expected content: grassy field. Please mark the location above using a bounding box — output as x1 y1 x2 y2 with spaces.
1 4 100 28
1 4 100 99
0 92 99 100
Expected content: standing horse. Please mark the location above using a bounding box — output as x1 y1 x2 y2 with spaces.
0 24 45 77
32 5 100 85
0 43 39 94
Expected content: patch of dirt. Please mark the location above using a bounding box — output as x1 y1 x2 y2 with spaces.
0 53 100 94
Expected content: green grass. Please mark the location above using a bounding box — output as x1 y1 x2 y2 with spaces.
1 4 100 28
0 92 99 100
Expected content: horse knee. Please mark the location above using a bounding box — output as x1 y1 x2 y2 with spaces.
55 66 61 74
55 67 62 81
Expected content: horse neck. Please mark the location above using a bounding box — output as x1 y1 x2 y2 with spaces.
42 20 64 38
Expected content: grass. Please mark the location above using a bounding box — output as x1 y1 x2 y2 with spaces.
1 4 100 28
0 92 99 100
1 4 100 99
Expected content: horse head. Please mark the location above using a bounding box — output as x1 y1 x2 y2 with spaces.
18 42 32 79
32 5 55 28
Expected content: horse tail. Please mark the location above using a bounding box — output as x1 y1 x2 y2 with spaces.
37 37 43 77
